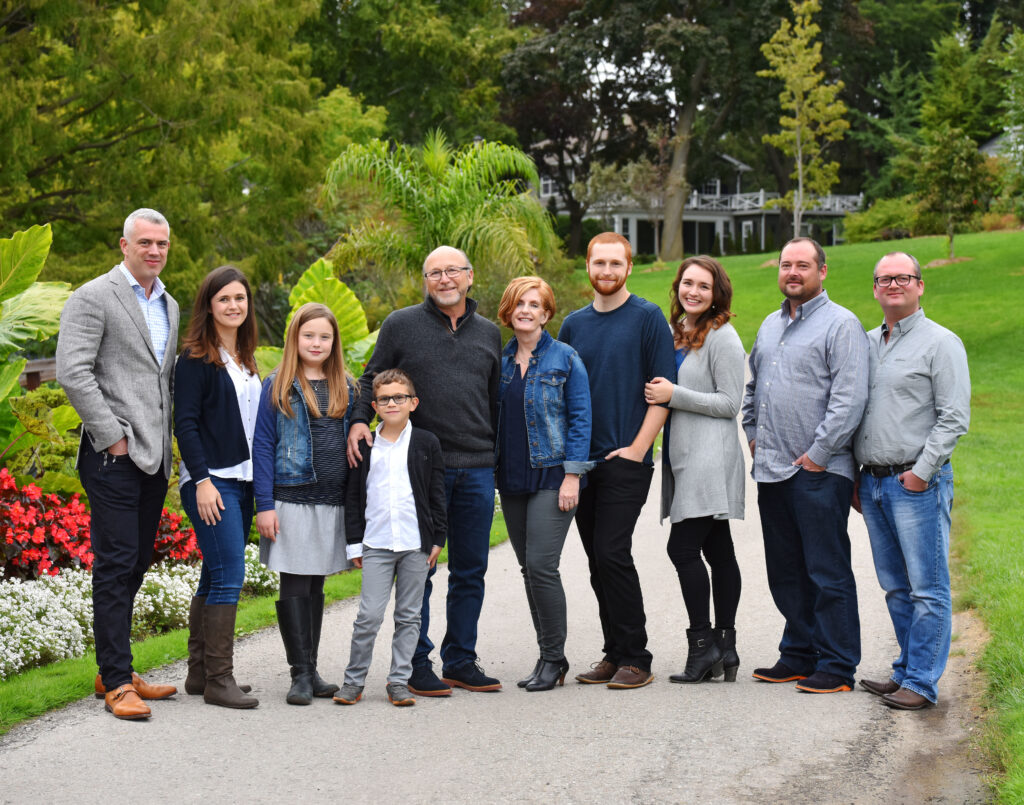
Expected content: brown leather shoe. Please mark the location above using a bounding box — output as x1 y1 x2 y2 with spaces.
104 685 151 720
575 659 618 684
859 678 900 698
882 687 933 710
607 665 654 689
95 673 177 700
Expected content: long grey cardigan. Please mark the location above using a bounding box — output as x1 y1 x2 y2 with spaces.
660 322 746 523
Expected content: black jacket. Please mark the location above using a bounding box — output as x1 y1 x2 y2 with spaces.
344 426 447 554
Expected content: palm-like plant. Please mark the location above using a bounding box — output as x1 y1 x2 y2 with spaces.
321 130 560 315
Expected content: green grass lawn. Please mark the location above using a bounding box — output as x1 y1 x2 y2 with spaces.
0 515 508 735
633 231 1024 801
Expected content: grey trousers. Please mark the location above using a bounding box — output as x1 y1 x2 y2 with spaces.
344 547 430 686
500 489 576 661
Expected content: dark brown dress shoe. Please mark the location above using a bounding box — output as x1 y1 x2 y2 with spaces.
859 678 900 697
104 685 151 720
882 687 933 710
607 666 654 689
575 659 617 684
95 673 177 700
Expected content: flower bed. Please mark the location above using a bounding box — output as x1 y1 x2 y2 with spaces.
0 544 278 680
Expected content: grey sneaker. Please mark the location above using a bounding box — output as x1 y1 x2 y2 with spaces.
332 683 363 705
386 682 415 707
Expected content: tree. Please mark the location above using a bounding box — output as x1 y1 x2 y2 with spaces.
758 0 849 236
911 124 992 259
321 131 560 319
0 0 341 308
302 0 520 146
1001 29 1024 186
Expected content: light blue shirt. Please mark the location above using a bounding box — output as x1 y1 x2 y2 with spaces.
741 290 869 483
118 262 170 362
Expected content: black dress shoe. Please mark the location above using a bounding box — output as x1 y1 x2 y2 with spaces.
882 687 933 710
859 678 900 697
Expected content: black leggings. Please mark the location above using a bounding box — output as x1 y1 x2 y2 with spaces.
279 572 325 600
666 517 741 630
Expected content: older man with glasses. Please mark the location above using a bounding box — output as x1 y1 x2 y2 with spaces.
854 252 970 710
347 245 503 695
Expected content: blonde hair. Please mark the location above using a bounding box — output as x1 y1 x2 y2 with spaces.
271 303 351 419
496 276 556 328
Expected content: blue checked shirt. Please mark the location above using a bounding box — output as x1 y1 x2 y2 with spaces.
741 290 869 483
118 263 170 362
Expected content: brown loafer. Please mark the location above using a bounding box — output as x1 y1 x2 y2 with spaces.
104 685 151 720
95 673 177 700
575 659 618 685
882 687 933 710
607 665 654 689
859 678 900 698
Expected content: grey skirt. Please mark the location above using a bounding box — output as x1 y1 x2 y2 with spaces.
259 501 351 575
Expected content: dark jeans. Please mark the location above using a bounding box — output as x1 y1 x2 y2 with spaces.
180 478 253 605
575 457 654 670
413 467 495 672
501 489 576 661
757 470 860 681
667 516 741 631
78 440 168 689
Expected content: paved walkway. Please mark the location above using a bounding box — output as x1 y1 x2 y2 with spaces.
0 463 988 804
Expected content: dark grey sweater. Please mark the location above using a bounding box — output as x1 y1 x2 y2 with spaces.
353 296 501 468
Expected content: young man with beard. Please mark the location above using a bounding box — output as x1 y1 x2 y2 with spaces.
558 232 675 688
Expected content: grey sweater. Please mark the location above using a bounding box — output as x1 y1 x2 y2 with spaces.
353 296 501 468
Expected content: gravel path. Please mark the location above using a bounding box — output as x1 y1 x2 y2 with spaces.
0 462 990 804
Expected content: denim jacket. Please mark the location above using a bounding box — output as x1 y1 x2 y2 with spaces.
253 373 353 512
499 329 593 475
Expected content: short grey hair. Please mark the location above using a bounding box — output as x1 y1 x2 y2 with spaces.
422 245 472 274
123 208 170 240
873 251 921 278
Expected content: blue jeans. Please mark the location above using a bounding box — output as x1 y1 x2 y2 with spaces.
181 478 253 605
757 470 860 682
859 464 954 703
413 467 495 672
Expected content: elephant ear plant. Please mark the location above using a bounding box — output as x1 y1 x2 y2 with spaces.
0 224 73 465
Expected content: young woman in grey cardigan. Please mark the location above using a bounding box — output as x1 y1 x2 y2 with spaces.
645 256 745 685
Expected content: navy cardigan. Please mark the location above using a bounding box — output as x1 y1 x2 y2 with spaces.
344 427 448 555
173 349 252 482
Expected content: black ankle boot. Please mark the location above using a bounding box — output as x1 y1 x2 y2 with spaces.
669 628 724 683
525 658 569 691
518 658 543 688
715 627 739 682
276 597 314 705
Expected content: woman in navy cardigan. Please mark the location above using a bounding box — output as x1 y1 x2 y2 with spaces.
174 265 260 709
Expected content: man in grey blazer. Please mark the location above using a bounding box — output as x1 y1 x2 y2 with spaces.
57 208 180 720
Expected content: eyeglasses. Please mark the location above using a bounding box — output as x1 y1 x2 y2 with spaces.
423 266 470 281
374 394 412 406
874 274 921 288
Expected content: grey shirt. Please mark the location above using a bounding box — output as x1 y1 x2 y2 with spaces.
741 290 869 483
853 308 970 481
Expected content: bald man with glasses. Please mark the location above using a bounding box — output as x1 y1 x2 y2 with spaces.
854 251 970 710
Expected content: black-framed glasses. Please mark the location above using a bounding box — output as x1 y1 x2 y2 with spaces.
874 274 921 288
374 394 412 406
423 266 470 281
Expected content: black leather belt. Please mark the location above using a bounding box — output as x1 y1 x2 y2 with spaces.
860 462 915 478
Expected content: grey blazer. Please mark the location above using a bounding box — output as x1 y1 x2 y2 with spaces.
660 322 746 524
56 266 179 478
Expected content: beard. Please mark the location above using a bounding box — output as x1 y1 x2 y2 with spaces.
589 273 628 297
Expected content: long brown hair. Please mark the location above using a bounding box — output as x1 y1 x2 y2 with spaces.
669 255 734 351
181 265 258 373
271 303 350 419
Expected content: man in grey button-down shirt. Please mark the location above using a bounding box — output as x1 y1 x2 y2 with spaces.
853 252 970 711
741 237 868 694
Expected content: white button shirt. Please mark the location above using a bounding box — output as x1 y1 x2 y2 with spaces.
350 421 421 559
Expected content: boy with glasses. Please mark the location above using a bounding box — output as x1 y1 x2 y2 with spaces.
337 369 447 706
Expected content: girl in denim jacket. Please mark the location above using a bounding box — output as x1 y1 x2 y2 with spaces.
253 303 354 706
495 277 593 692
